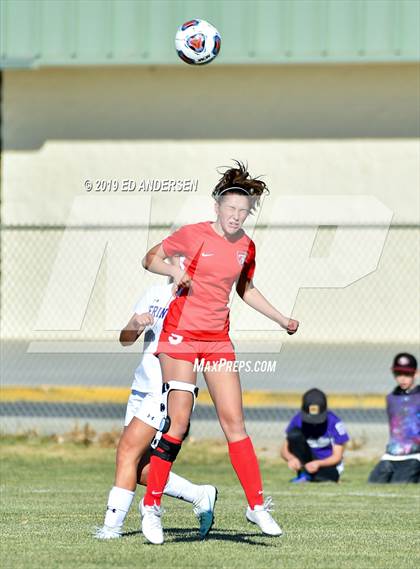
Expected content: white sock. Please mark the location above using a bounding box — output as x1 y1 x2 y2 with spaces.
163 472 201 504
103 486 135 528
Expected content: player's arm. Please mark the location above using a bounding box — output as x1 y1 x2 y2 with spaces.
280 440 302 471
236 277 299 335
305 444 345 473
119 312 154 347
142 243 191 289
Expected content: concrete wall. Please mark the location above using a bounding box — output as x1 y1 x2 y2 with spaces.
1 64 419 342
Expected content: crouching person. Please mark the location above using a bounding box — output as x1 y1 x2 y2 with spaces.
368 353 420 484
281 388 350 483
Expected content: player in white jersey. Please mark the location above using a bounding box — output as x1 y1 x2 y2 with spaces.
95 273 217 540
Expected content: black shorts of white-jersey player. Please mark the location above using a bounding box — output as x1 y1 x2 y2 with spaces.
94 257 217 540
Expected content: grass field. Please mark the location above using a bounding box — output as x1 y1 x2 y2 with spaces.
1 436 419 569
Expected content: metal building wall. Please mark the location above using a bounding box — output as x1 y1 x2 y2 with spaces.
1 0 419 68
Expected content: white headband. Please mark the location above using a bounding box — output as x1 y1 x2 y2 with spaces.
217 186 251 196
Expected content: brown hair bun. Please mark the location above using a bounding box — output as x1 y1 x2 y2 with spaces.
212 160 269 211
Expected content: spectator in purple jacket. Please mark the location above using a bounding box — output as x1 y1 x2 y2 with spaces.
368 353 419 484
281 388 350 483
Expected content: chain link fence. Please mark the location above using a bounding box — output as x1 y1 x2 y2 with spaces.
1 224 419 450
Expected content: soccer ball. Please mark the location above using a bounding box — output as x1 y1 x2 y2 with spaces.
175 19 221 65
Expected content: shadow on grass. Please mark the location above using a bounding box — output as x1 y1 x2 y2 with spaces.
122 530 142 537
142 527 280 546
121 527 281 546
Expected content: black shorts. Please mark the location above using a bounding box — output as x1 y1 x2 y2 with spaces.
368 459 420 484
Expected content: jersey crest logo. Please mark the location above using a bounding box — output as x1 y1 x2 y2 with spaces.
237 251 247 266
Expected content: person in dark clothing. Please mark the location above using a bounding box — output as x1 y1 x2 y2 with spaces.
280 389 350 483
368 353 420 484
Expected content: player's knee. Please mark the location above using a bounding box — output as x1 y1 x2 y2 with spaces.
116 443 137 467
158 412 190 442
166 414 190 440
170 407 191 429
116 433 144 466
162 380 198 439
219 415 246 438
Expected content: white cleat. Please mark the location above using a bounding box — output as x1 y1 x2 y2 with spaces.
140 499 164 545
93 525 122 540
193 485 218 539
246 497 283 537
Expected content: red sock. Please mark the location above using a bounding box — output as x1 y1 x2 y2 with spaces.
228 436 264 509
143 434 182 506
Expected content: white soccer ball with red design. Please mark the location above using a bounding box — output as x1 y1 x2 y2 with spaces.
175 19 221 65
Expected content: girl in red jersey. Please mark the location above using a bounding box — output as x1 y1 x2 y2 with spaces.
140 162 299 544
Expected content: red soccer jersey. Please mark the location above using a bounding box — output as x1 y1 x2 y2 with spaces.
161 221 256 340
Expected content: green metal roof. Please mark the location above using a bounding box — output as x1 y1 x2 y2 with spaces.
1 0 419 68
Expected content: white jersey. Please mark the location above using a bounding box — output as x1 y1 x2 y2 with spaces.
131 283 174 393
